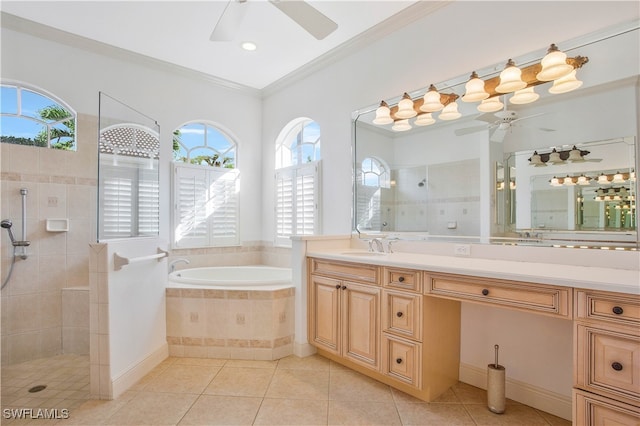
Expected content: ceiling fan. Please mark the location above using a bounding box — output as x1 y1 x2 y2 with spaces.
210 0 338 41
455 108 554 143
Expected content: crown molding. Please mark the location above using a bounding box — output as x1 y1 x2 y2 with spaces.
0 12 262 98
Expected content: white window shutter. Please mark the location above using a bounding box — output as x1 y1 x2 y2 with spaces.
173 164 240 248
101 173 134 238
275 161 321 246
138 168 160 236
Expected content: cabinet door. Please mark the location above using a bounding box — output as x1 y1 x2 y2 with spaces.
342 281 381 370
309 275 341 355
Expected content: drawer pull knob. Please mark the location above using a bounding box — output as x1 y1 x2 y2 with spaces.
612 306 624 315
611 362 623 371
341 285 347 290
398 276 405 282
335 285 341 289
396 358 403 364
482 289 489 296
396 312 404 318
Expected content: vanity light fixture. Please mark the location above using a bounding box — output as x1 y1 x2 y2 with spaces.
438 101 461 120
496 59 527 93
597 173 610 184
528 146 591 165
509 87 539 105
420 85 445 112
392 119 411 132
549 176 562 186
373 101 393 125
461 72 489 102
414 113 436 126
396 93 417 119
477 96 504 112
536 44 574 81
576 174 591 185
612 171 625 184
548 70 583 94
372 43 588 128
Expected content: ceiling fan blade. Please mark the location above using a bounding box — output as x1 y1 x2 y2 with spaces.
474 112 498 123
454 125 487 136
269 0 338 40
210 0 247 41
490 128 507 143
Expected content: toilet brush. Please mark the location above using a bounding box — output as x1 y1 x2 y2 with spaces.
487 344 506 414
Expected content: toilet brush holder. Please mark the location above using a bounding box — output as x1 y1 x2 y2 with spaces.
487 344 506 414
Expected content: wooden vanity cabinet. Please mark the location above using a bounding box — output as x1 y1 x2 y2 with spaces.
308 259 460 402
573 289 640 425
308 260 381 371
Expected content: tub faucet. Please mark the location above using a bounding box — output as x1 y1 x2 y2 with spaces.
169 258 190 273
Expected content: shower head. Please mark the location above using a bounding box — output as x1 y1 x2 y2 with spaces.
1 219 16 244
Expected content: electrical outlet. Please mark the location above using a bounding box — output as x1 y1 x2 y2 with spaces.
454 244 471 256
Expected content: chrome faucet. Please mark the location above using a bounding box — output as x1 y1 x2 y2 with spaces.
169 258 190 273
369 238 384 253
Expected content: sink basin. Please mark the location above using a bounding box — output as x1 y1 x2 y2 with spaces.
340 251 387 256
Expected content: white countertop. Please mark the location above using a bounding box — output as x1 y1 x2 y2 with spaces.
307 249 640 295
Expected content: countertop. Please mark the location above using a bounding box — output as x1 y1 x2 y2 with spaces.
307 249 640 295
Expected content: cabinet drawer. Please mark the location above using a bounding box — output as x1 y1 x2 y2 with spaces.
310 258 380 285
576 290 640 328
575 323 640 405
384 268 422 292
383 290 422 341
382 333 422 388
574 389 640 426
425 273 571 318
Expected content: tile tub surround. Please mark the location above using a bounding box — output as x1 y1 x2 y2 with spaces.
166 287 295 360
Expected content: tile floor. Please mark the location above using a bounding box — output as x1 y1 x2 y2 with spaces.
1 354 571 425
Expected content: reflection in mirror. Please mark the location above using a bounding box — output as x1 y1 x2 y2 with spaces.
98 92 160 240
352 22 638 249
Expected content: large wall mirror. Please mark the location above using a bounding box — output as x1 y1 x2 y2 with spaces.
98 92 160 241
353 23 639 249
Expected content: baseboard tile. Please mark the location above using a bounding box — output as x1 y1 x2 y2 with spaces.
111 343 168 399
459 363 572 421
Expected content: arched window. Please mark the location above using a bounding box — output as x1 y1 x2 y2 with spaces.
1 82 76 150
361 157 390 188
274 118 322 246
357 157 391 231
172 121 239 248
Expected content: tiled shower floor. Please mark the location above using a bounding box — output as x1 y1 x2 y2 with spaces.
1 354 570 425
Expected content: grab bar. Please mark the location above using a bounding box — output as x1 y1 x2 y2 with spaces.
114 248 169 271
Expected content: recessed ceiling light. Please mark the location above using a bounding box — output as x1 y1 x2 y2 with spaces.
241 41 257 51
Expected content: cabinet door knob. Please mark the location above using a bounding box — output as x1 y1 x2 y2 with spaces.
341 285 347 290
335 284 341 289
611 362 623 371
396 358 403 364
398 276 405 282
396 312 404 318
482 289 489 296
612 306 624 315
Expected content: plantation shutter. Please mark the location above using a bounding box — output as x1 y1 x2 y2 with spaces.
101 172 134 238
275 161 321 246
209 169 239 245
99 163 160 239
138 168 160 236
173 164 240 248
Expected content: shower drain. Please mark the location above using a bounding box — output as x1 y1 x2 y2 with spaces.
28 385 47 393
